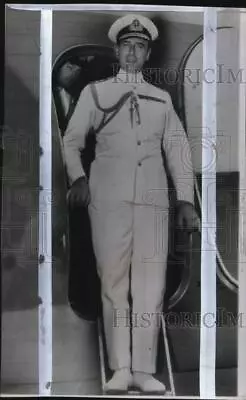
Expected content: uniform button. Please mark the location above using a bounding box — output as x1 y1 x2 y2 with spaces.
137 140 141 145
138 161 142 167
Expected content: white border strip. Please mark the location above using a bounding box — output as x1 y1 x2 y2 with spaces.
199 7 217 399
38 9 53 396
7 3 205 12
237 8 246 398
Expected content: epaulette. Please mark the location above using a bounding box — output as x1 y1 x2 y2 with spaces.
90 76 113 85
136 84 169 105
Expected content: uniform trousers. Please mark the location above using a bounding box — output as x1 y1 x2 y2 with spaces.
88 200 169 373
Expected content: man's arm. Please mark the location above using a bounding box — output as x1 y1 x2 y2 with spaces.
162 95 200 231
63 84 96 207
63 84 96 186
162 94 194 205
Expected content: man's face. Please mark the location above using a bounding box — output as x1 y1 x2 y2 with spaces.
57 61 81 90
115 37 151 73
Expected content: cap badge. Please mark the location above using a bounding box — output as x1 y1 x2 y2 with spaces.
129 19 144 32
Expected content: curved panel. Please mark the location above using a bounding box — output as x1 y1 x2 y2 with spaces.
52 45 117 321
182 27 238 174
167 27 239 374
177 27 239 291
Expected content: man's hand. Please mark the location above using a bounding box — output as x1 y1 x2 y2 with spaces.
176 201 200 233
67 176 90 208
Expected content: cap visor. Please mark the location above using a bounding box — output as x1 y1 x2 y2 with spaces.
118 32 151 42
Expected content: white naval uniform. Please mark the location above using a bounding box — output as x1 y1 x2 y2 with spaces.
63 68 194 373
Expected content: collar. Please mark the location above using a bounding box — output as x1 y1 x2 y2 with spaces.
115 68 145 85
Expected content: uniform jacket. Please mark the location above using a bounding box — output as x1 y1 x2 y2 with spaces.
63 69 194 209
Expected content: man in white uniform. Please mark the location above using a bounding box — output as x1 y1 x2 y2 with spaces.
63 14 199 394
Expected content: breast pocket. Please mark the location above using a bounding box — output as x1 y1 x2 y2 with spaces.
140 100 165 138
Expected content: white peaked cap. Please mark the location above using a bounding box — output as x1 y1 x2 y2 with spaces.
108 14 159 43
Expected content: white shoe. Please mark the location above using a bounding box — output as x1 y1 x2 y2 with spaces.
132 372 166 394
104 368 132 394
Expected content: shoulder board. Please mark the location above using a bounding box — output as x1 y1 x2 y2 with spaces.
90 76 113 85
151 84 172 100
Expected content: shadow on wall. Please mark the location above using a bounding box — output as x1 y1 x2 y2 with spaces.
149 16 169 68
2 66 39 311
2 66 67 311
143 16 169 89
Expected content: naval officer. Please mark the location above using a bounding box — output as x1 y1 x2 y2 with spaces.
63 13 199 394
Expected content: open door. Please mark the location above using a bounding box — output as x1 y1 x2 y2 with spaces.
52 43 197 324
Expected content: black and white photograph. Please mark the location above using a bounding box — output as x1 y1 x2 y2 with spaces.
1 4 246 397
